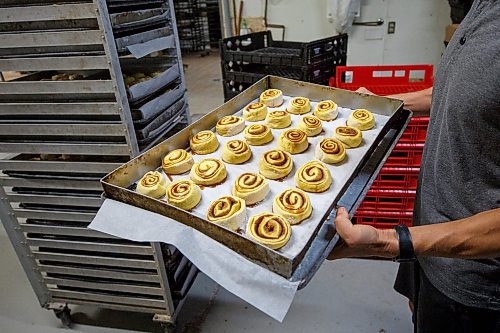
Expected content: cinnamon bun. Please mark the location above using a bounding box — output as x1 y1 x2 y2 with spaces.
298 115 323 137
273 188 312 224
190 130 219 154
347 109 375 130
216 115 245 136
244 124 273 146
221 139 252 164
246 212 292 250
334 126 362 148
206 196 246 231
243 102 268 122
190 158 227 186
295 160 332 193
232 173 270 205
162 149 194 174
259 149 293 180
165 179 201 210
315 138 346 164
259 89 283 107
287 97 311 115
136 171 168 199
313 100 338 121
265 110 292 129
278 129 309 154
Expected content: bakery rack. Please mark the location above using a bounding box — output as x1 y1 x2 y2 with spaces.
0 0 193 330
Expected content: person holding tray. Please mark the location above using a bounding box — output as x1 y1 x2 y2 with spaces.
328 1 500 332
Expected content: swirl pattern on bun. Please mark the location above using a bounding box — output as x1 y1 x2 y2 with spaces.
273 188 312 224
259 149 293 180
190 130 219 154
246 212 292 250
244 124 273 146
347 109 375 130
222 139 252 164
216 115 245 136
278 129 309 154
243 102 268 121
295 160 332 193
287 97 311 115
206 196 246 231
136 171 168 199
298 115 323 137
190 158 227 186
334 126 362 148
265 110 292 129
259 89 284 107
165 179 201 210
162 149 194 174
313 100 338 121
232 173 270 205
315 138 346 164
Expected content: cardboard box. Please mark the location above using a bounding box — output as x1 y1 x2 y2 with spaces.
445 24 460 43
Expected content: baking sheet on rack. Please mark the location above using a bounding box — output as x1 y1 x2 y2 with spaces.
137 95 390 260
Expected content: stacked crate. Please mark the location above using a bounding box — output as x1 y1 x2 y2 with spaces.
0 0 193 328
174 0 209 52
331 65 433 228
220 31 348 101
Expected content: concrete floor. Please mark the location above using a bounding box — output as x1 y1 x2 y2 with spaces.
0 52 413 333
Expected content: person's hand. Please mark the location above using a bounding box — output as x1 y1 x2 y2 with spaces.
327 207 399 260
355 87 376 95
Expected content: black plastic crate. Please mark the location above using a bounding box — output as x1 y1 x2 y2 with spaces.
220 31 347 67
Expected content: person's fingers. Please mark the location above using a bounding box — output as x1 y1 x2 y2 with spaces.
334 207 354 240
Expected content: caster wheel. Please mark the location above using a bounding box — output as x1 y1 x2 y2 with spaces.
54 307 72 328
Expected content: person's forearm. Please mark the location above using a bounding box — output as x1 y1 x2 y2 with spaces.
377 208 500 259
388 87 433 113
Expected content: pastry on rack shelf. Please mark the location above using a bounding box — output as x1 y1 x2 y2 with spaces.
259 149 293 180
136 171 168 199
206 196 246 231
315 138 346 164
334 126 363 148
243 102 268 121
295 160 332 193
313 100 338 121
246 212 292 250
222 139 252 164
190 158 227 186
347 109 375 130
232 173 270 205
265 110 291 129
287 97 311 115
259 89 284 107
190 130 219 154
216 115 245 136
298 115 323 137
244 124 273 145
165 179 201 210
162 149 194 174
273 188 312 225
278 129 309 154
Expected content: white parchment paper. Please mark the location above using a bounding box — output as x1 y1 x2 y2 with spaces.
89 94 390 321
90 199 299 322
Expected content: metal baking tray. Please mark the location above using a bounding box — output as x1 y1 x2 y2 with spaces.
101 76 409 279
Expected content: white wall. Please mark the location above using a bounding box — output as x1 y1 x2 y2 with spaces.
232 0 451 67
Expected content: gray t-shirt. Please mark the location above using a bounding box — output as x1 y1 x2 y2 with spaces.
416 0 500 310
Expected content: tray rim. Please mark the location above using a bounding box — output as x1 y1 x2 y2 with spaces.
100 75 405 278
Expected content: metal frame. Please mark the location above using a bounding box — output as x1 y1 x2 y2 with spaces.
0 0 192 329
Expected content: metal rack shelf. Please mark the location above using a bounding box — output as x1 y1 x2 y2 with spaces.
0 0 193 329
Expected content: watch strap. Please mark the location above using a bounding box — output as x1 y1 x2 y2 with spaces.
394 224 416 262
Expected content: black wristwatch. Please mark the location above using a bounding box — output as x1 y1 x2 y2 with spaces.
393 225 416 262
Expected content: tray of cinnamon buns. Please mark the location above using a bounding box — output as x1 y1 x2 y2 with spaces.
101 76 409 280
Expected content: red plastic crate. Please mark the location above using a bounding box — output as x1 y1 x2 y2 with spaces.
354 210 414 229
399 117 430 143
385 143 425 167
370 167 420 190
329 64 434 95
358 189 416 212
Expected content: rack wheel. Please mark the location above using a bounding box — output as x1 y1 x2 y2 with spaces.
54 306 72 328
